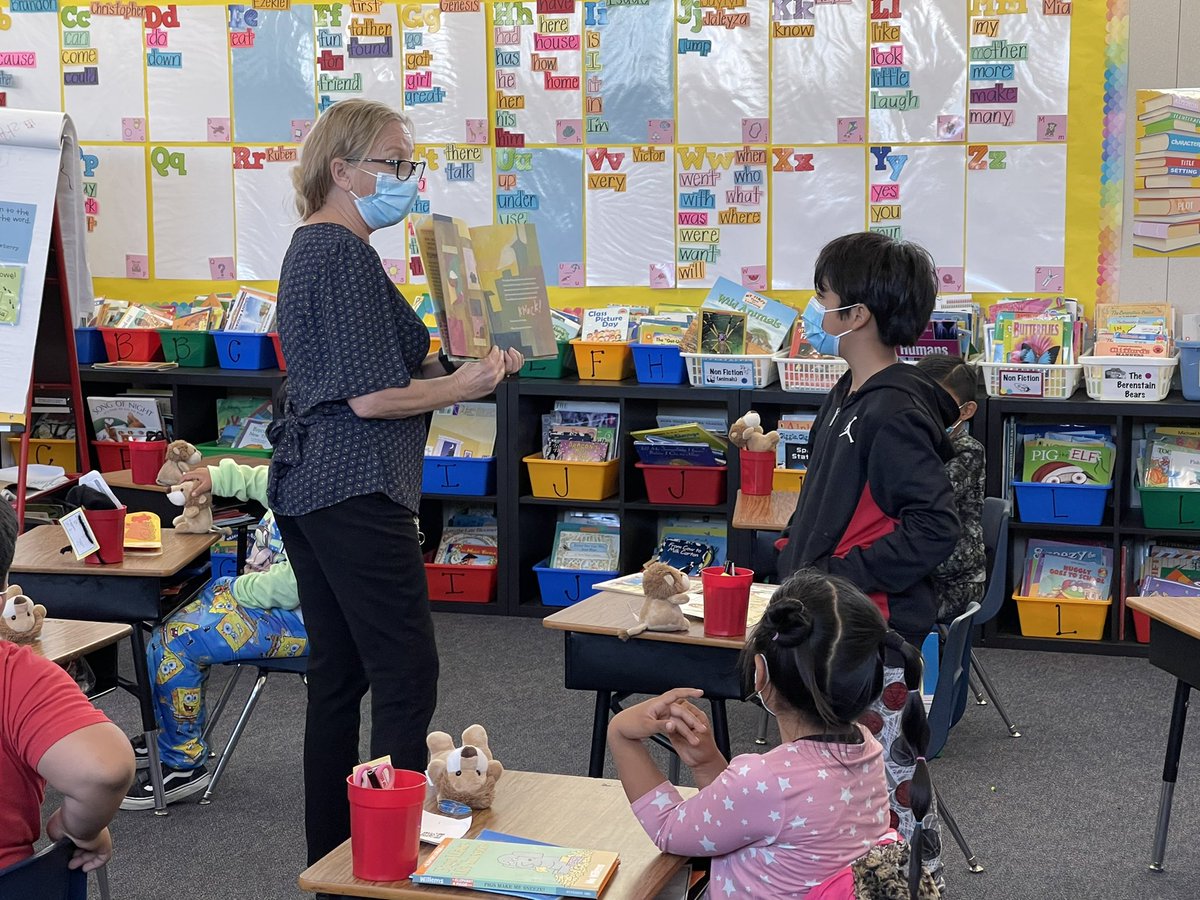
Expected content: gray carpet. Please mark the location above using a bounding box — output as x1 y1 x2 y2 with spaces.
63 614 1200 899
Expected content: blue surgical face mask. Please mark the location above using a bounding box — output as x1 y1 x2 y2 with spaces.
350 167 419 230
802 297 858 357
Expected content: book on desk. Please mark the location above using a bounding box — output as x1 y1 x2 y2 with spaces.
411 836 619 898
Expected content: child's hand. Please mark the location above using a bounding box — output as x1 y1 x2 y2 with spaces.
608 688 705 742
662 700 723 771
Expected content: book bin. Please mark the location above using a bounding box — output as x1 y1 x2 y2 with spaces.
421 457 496 497
533 560 619 607
636 462 726 506
631 343 687 384
524 454 619 501
570 339 634 381
1014 594 1110 641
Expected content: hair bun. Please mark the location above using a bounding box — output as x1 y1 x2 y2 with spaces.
765 599 813 648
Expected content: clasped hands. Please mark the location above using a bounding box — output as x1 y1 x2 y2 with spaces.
608 688 724 771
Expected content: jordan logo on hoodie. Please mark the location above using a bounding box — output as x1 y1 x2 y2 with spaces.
838 415 858 443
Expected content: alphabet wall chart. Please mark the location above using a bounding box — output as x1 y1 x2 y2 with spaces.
0 0 1110 300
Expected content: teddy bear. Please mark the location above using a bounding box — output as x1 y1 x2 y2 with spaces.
619 562 692 641
156 440 202 487
167 480 216 534
728 410 780 454
0 584 46 645
427 724 504 810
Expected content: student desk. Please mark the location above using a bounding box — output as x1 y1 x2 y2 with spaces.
100 470 178 520
543 592 744 777
298 771 696 899
1129 596 1200 873
30 618 132 666
11 524 219 814
731 489 798 531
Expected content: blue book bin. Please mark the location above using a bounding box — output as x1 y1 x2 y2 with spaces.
533 560 619 607
1012 481 1111 526
421 456 496 496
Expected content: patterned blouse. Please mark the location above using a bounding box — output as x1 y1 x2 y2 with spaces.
268 222 430 517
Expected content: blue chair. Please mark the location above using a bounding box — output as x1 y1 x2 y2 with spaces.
927 600 984 874
0 839 111 900
197 655 308 805
955 498 1019 736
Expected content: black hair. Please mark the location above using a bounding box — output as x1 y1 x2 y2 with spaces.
915 355 978 406
812 232 938 347
740 569 888 731
0 499 16 584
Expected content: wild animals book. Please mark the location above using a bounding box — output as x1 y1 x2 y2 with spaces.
689 278 798 355
699 310 747 355
414 215 557 361
411 837 620 898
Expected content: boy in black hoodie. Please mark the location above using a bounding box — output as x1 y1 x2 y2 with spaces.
777 231 960 881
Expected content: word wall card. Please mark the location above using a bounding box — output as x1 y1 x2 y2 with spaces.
584 0 674 145
62 6 147 142
494 147 583 286
314 2 402 111
676 144 768 287
401 1 487 144
585 145 675 286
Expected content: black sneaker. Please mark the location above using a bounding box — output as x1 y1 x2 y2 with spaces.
129 735 149 769
120 764 210 810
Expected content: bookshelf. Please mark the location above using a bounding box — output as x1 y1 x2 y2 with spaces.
984 389 1200 658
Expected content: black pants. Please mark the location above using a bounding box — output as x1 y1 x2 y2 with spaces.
276 494 439 864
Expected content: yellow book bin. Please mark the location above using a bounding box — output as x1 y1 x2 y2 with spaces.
569 339 634 381
7 438 77 470
1013 593 1111 641
772 468 806 493
524 454 620 501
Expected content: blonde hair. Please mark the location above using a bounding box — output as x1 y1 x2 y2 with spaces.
291 100 413 219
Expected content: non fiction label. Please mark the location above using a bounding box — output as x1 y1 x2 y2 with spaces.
998 367 1044 397
701 358 755 388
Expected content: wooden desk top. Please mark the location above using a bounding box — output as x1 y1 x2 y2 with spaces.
731 489 798 531
29 618 132 664
298 771 695 900
1129 596 1200 642
11 525 218 578
103 454 269 493
543 591 746 650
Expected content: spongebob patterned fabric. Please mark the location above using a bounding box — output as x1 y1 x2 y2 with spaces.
148 577 307 770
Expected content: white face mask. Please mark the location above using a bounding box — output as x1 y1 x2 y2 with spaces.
756 654 777 718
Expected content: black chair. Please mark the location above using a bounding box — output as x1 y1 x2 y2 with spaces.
957 498 1019 737
927 600 984 874
0 839 111 900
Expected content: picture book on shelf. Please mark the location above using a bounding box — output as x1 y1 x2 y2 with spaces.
776 413 816 470
550 522 620 571
1022 437 1116 485
411 837 620 898
87 396 165 442
215 398 272 449
224 288 277 334
1143 432 1200 488
634 441 724 467
652 536 719 575
1021 540 1114 601
699 310 747 355
414 215 557 361
543 401 620 462
435 527 499 567
580 307 631 343
425 402 498 458
682 278 797 355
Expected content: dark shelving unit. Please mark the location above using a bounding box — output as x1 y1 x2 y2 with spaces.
984 388 1200 658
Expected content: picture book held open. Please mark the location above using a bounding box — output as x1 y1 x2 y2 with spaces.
414 215 557 362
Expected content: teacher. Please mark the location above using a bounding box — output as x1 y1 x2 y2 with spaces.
268 99 522 864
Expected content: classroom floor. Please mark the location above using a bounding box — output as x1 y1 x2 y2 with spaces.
67 613 1198 900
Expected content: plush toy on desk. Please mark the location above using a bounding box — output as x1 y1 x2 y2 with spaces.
618 561 691 641
728 410 780 453
156 440 202 487
427 724 504 810
167 480 215 534
0 584 46 645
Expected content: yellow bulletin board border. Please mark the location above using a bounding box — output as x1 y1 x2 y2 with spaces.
80 0 1120 316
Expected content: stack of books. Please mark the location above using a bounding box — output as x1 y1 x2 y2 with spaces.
631 422 726 468
1137 544 1200 598
550 517 620 571
1133 91 1200 255
215 397 272 451
1020 540 1114 602
1142 429 1200 488
1092 302 1175 357
1022 428 1116 485
776 412 816 472
648 516 727 575
986 296 1085 366
83 288 273 333
542 401 619 462
87 396 169 442
680 278 798 356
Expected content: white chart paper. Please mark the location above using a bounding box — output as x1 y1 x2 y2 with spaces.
771 146 866 290
966 143 1066 293
867 142 965 274
63 11 147 141
79 144 149 279
0 7 61 112
492 1 582 146
868 0 967 144
314 2 401 110
402 3 487 144
771 0 866 145
235 153 300 280
151 146 235 280
586 147 675 287
146 5 232 143
677 0 769 145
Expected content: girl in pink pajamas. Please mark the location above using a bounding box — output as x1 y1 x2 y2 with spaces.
607 570 936 899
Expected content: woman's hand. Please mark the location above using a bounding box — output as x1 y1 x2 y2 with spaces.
502 347 525 374
609 688 706 742
451 347 506 401
178 466 212 496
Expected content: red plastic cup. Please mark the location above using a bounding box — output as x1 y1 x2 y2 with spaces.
740 449 775 496
83 506 127 566
346 769 426 882
701 565 754 637
128 440 167 485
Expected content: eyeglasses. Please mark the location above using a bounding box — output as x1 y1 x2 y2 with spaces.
345 157 425 182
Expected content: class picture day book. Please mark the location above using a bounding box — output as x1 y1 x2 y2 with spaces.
414 214 558 361
411 837 620 898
